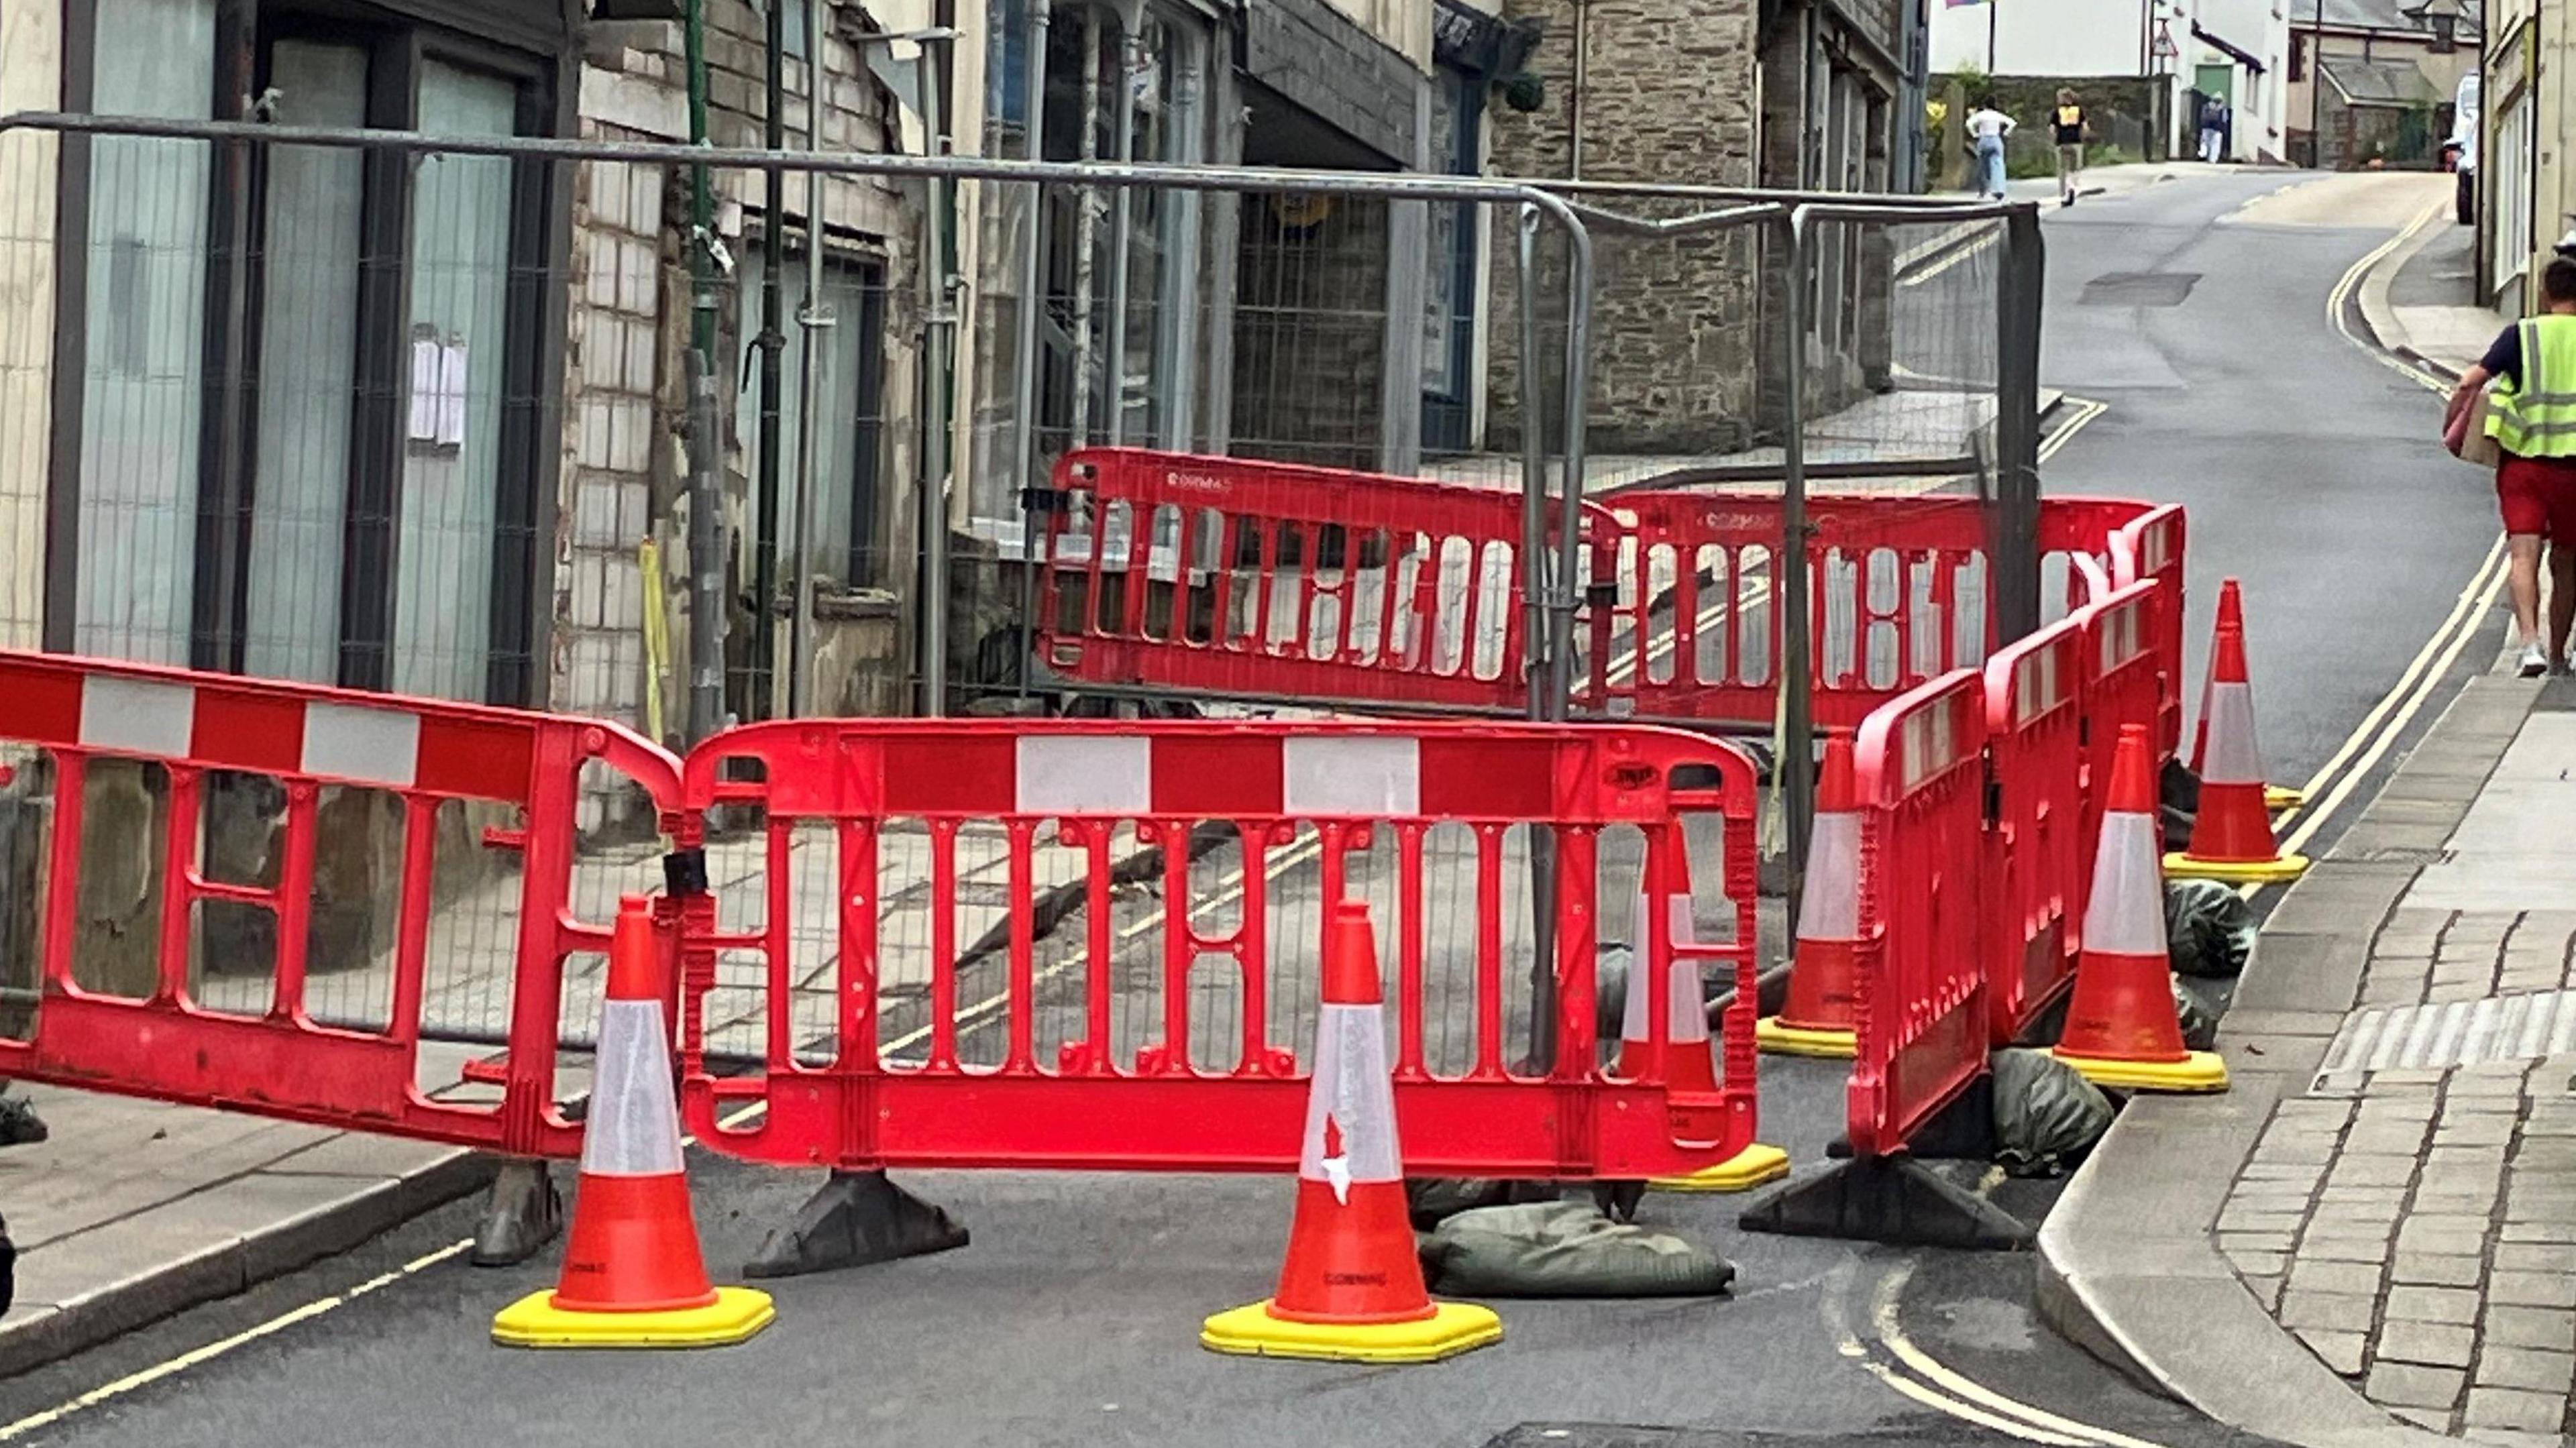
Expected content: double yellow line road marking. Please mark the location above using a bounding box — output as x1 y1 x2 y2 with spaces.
0 214 2487 1439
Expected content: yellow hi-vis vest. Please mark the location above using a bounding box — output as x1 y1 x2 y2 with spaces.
2489 316 2576 459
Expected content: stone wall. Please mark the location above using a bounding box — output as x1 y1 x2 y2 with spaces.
1246 0 1424 164
1980 73 2171 171
1484 0 1765 455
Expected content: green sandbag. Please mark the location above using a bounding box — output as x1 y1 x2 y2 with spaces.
1990 1048 2112 1178
2174 973 2235 1052
1418 1201 1735 1298
1405 1178 1562 1230
2165 879 2257 979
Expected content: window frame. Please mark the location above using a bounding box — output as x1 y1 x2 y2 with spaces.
44 0 571 706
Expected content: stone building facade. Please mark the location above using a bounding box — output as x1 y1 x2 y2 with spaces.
1485 0 1912 457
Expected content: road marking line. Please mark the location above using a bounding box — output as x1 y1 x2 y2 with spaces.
1823 1257 2098 1447
2325 199 2450 396
1872 1261 2169 1448
2255 539 2506 894
1901 230 2000 289
2267 531 2506 841
1858 1358 2098 1446
2040 396 2108 461
0 1238 476 1443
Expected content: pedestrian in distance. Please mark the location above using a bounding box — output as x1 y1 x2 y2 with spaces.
2053 89 2090 207
2198 97 2229 165
2448 256 2576 676
1964 97 2015 202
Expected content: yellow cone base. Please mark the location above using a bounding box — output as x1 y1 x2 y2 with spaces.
2053 1048 2231 1094
492 1286 777 1350
1200 1299 1501 1364
1755 1017 1858 1058
2163 850 2310 884
2264 785 2306 810
1650 1141 1792 1194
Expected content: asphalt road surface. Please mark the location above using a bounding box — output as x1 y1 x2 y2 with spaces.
0 168 2494 1448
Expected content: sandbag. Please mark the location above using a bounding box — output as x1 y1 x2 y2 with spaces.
2173 973 2235 1052
1419 1201 1735 1298
2165 879 2257 979
1405 1178 1561 1230
1990 1048 2113 1178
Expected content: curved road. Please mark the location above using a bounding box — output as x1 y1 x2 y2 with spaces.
0 168 2498 1448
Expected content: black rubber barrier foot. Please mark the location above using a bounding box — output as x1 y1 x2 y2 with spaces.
1735 1156 2032 1250
742 1170 969 1279
472 1158 562 1267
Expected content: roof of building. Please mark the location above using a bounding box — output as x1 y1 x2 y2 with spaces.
2298 0 2481 40
2318 56 2446 106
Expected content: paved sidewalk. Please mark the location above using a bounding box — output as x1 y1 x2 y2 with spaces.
2361 205 2504 380
0 1042 512 1377
2039 640 2576 1448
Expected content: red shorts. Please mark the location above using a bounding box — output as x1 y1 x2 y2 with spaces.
2498 455 2576 544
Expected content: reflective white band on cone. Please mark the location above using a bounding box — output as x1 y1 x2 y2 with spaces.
1300 1003 1401 1199
581 998 688 1178
2200 681 2265 785
1796 812 1861 941
1622 891 1709 1047
2082 813 2169 956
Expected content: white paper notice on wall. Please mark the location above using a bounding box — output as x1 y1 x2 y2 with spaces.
436 335 468 447
407 332 469 449
407 337 441 443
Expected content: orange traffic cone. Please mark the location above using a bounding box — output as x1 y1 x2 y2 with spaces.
1615 844 1788 1194
2053 726 2228 1093
2191 581 2303 812
1201 901 1501 1363
492 897 775 1349
1759 734 1860 1059
2169 609 2308 883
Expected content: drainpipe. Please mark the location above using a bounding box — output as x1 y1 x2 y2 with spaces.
788 0 833 717
1069 7 1102 442
1570 0 1590 178
751 0 789 718
918 9 958 716
1010 0 1051 700
684 0 727 746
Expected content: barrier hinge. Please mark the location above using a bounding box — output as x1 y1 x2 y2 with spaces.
663 846 710 898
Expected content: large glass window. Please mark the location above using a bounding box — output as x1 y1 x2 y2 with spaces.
243 38 366 684
1422 64 1480 455
391 60 518 702
76 0 216 665
56 9 551 704
971 0 1212 526
736 252 890 588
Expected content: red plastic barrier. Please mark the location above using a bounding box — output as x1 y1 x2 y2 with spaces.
672 720 1769 1182
1981 612 2086 1047
1034 449 2173 742
0 649 676 1158
2110 505 2188 757
1844 670 1992 1159
1034 448 1617 716
1593 492 2157 732
2076 580 2165 854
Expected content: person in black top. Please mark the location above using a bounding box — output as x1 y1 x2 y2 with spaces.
2052 89 2088 207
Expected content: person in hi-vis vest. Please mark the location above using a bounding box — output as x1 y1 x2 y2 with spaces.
2450 258 2576 675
